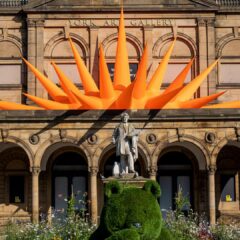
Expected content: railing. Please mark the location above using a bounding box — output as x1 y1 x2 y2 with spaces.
216 0 240 7
0 0 28 7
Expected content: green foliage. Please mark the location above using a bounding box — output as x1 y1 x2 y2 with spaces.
106 229 140 240
175 186 191 218
4 194 96 240
142 180 161 198
90 180 166 240
105 180 123 199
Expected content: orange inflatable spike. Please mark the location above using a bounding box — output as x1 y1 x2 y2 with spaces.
173 59 219 102
115 83 134 109
163 58 194 95
69 38 99 95
0 101 43 110
179 91 226 109
71 90 103 109
22 58 69 103
99 45 115 99
132 44 148 99
202 101 240 109
24 93 80 110
51 62 81 104
113 8 131 90
147 39 176 92
146 88 181 109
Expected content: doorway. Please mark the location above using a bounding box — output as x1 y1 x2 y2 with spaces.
158 151 193 217
52 151 88 214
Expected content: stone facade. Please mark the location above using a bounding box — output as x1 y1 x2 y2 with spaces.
0 0 240 226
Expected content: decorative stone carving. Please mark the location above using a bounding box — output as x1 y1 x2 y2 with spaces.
149 166 158 177
90 166 98 176
29 134 40 145
177 128 184 142
208 165 217 175
205 132 216 144
146 133 157 144
197 18 206 27
59 129 67 140
87 134 98 145
235 128 240 142
32 167 41 175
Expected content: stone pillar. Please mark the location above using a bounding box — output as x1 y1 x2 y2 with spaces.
149 166 157 181
208 165 216 225
143 27 153 82
89 27 99 86
27 18 45 100
90 166 98 224
32 167 40 224
206 18 217 96
197 18 208 97
27 19 37 98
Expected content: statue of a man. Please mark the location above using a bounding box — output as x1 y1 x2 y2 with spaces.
112 113 139 175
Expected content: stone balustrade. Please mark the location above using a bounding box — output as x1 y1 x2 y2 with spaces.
216 0 240 7
0 0 28 7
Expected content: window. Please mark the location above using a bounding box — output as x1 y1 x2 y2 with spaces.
219 39 240 85
107 63 138 81
220 175 235 202
164 63 191 85
0 64 21 85
9 176 25 203
49 63 81 85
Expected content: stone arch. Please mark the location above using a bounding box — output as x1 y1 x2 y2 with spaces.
35 137 92 171
44 32 89 59
211 134 238 165
102 32 143 59
216 34 240 58
0 142 32 170
0 35 22 57
153 32 197 58
152 136 209 170
1 137 34 170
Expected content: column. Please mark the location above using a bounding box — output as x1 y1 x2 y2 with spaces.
149 166 157 181
32 167 40 224
206 18 217 96
197 18 208 97
143 27 153 82
90 166 98 224
208 165 216 225
89 27 99 86
27 19 37 99
35 19 45 98
26 19 45 100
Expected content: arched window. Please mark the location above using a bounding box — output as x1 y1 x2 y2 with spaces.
154 36 195 88
219 39 240 85
0 40 22 103
45 36 88 88
104 36 141 81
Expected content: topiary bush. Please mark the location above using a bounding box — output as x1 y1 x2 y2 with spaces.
90 180 175 240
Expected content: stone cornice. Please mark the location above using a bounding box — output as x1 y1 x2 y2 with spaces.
1 109 240 123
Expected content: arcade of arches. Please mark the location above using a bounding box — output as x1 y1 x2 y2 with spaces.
0 111 240 227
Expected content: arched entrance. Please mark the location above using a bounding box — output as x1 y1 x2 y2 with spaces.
44 146 89 215
216 144 240 219
157 144 204 217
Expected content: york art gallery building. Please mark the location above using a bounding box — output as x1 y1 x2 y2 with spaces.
0 0 240 226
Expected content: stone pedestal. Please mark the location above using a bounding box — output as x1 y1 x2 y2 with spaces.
103 175 149 188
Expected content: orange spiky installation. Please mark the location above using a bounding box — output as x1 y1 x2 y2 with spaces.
0 10 238 110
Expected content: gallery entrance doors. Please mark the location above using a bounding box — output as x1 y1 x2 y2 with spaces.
158 151 193 218
52 151 88 214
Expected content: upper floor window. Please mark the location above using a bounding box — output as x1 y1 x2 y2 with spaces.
158 39 194 87
0 41 22 85
219 40 240 85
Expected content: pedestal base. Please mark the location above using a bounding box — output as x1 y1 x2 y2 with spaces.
102 175 149 188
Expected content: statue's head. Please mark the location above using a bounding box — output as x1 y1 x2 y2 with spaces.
121 112 129 123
